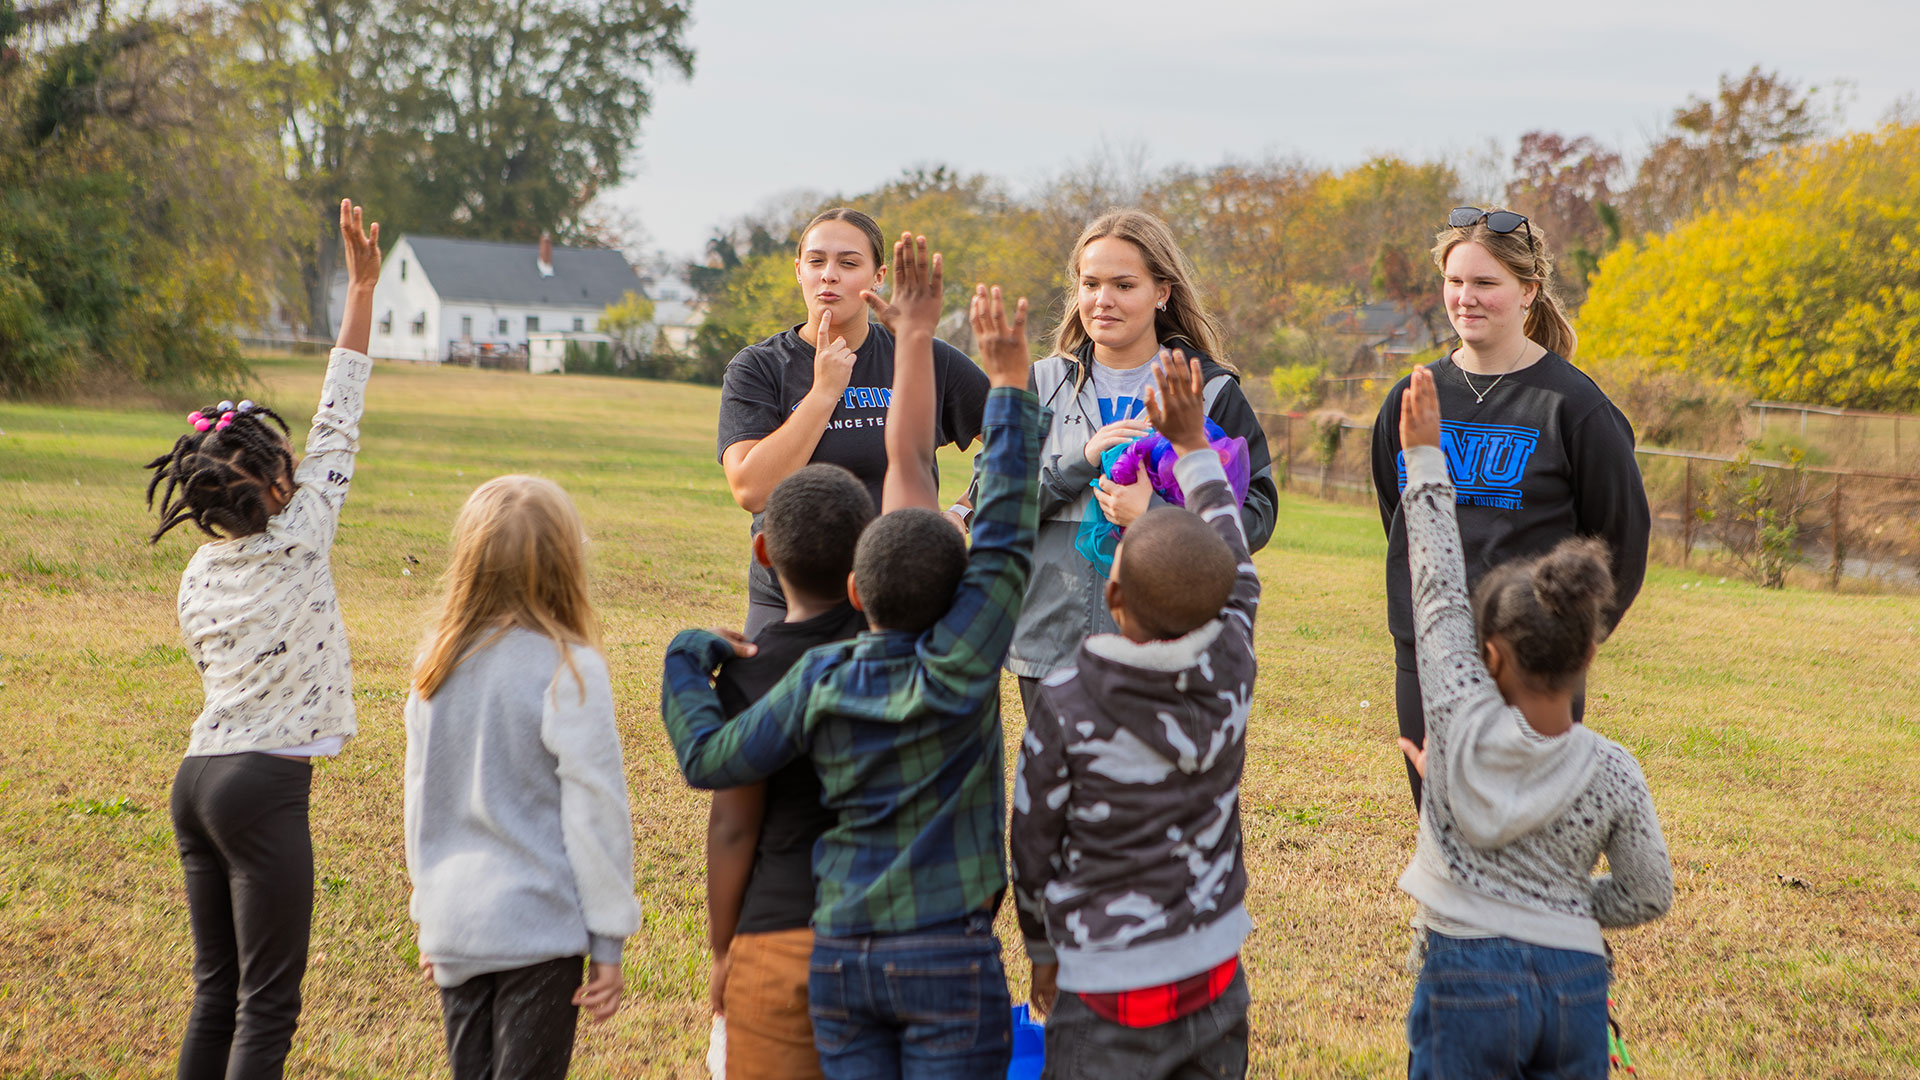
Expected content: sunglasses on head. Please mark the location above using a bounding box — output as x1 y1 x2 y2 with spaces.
1448 207 1535 252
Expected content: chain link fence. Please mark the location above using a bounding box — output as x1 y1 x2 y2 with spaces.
1251 412 1920 587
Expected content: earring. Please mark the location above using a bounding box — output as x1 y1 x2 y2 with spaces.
1155 301 1166 311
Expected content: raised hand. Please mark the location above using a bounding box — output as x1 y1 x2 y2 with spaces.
811 309 859 402
863 232 942 338
339 198 380 289
1144 349 1208 455
968 284 1031 390
1399 366 1441 450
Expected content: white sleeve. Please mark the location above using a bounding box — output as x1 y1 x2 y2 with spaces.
540 646 641 963
281 347 372 550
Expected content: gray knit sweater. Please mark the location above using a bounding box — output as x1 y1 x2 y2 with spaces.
1398 445 1672 954
404 629 640 987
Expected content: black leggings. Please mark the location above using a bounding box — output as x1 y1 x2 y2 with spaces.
1394 645 1583 810
440 956 585 1080
171 752 314 1080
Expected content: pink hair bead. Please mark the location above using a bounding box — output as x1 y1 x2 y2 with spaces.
188 411 203 424
194 419 212 432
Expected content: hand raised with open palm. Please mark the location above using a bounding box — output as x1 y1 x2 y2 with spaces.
863 232 943 339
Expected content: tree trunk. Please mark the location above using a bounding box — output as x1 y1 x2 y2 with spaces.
303 202 341 338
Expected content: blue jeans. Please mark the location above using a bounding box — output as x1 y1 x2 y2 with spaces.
809 911 1013 1079
1407 934 1610 1080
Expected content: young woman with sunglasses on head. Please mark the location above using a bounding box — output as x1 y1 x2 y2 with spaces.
716 208 990 637
1371 208 1650 809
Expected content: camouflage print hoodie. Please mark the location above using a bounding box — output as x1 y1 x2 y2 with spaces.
1011 450 1260 993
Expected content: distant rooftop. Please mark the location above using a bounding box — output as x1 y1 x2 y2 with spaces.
400 234 642 308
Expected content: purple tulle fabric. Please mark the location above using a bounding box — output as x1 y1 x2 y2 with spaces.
1073 419 1252 576
1108 419 1251 508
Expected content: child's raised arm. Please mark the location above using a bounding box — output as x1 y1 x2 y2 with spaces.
1146 350 1260 630
867 232 944 514
281 200 378 550
336 199 380 355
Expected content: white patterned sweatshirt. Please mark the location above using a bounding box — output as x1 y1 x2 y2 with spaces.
1397 444 1672 955
177 347 370 756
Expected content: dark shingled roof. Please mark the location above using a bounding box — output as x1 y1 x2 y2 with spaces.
400 234 641 307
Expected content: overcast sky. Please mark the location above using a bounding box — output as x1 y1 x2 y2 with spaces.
607 0 1919 259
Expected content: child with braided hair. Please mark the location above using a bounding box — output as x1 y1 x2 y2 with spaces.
148 199 379 1080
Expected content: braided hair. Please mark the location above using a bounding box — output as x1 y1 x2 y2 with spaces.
144 401 295 542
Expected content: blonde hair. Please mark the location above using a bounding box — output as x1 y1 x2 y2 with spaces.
1052 209 1231 384
412 475 601 700
1432 215 1577 359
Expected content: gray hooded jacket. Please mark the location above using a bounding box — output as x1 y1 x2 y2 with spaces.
1006 343 1277 679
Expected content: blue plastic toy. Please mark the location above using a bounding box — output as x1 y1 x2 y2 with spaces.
1007 1003 1045 1079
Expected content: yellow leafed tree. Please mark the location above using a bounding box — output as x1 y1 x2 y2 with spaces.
1581 123 1920 409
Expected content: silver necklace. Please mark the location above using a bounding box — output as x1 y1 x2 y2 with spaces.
1458 343 1531 404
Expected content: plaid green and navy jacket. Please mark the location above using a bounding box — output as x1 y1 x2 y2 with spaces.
661 387 1041 938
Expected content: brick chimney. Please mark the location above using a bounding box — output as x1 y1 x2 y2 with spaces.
537 232 555 278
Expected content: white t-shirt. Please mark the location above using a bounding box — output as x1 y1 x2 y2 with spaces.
177 347 370 757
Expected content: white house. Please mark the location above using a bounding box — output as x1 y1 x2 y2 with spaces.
634 256 705 355
368 233 643 363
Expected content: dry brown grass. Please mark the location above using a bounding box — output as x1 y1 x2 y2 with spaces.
1 357 1915 1077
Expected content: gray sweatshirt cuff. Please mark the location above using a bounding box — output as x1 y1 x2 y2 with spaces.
588 934 624 967
1403 444 1450 488
1173 446 1229 494
1024 938 1058 966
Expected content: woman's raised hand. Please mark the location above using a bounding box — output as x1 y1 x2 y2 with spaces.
1399 366 1441 450
968 284 1031 390
863 232 942 338
339 199 380 289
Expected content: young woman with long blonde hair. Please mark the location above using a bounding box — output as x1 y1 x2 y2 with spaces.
1007 209 1278 713
404 475 640 1080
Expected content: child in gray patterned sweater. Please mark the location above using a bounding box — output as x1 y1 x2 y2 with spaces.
1394 366 1672 1080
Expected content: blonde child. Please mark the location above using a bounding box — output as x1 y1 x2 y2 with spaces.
148 199 378 1078
404 474 639 1080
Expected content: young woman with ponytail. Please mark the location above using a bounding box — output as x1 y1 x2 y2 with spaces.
1371 209 1651 808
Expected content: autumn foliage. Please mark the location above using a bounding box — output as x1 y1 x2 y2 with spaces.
1582 122 1920 411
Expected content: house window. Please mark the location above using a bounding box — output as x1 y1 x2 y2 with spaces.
526 315 541 333
572 317 584 332
378 311 392 335
461 315 472 339
411 313 426 337
497 318 508 335
400 259 408 281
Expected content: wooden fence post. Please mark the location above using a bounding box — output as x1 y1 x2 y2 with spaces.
1829 475 1844 590
1682 457 1694 567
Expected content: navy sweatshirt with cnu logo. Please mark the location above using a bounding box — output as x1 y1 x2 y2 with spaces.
1371 352 1651 651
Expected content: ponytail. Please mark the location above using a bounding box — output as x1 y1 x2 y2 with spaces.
1524 288 1577 359
1470 537 1613 691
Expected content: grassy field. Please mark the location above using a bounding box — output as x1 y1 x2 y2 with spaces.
1 356 1916 1078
